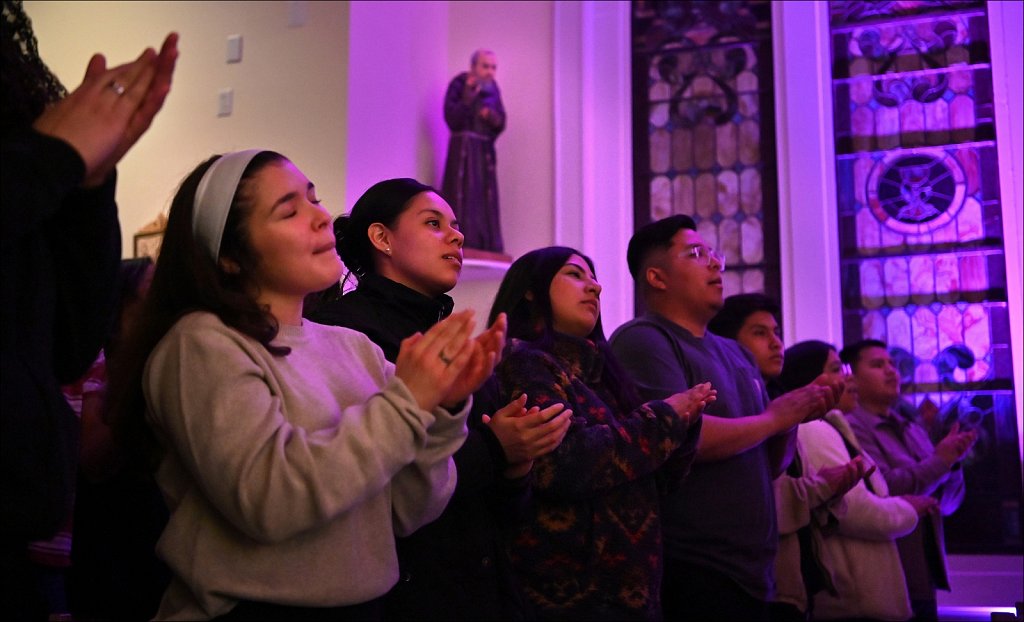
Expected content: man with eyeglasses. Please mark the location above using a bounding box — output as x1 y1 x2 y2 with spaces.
610 215 841 622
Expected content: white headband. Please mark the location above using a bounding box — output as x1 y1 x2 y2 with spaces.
192 149 264 261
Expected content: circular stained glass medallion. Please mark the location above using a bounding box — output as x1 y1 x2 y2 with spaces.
866 149 966 234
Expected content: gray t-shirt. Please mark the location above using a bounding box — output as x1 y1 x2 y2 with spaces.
609 312 777 601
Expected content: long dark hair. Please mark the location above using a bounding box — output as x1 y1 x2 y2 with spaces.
489 246 642 409
105 257 154 360
107 151 289 470
778 339 834 394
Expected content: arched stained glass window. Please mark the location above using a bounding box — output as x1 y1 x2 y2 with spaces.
830 0 1021 553
631 0 780 306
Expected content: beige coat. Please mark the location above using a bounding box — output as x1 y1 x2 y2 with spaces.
800 412 918 621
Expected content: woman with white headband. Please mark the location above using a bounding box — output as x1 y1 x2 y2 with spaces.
106 150 503 620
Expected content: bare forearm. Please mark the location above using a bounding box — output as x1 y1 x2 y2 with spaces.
695 413 791 462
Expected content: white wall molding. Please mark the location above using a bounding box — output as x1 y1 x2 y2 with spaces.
987 0 1024 461
554 0 634 334
772 0 843 346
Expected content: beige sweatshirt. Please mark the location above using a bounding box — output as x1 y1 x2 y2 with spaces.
144 312 468 619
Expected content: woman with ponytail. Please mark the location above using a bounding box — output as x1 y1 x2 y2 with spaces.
307 179 570 620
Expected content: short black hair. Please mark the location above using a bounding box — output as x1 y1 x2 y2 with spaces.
708 293 781 340
839 338 888 369
625 214 697 279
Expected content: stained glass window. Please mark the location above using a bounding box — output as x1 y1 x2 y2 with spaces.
831 0 1021 553
631 0 779 302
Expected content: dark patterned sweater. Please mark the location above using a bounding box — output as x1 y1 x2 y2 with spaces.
495 335 702 621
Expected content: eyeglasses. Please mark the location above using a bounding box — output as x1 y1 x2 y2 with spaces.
682 245 726 271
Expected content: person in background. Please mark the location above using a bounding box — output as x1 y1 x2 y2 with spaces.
67 257 173 621
1 0 177 615
609 215 840 622
708 296 871 621
841 339 976 622
441 48 506 252
307 177 571 620
25 323 112 621
107 150 501 620
26 258 157 621
708 292 786 398
489 246 713 620
777 340 937 621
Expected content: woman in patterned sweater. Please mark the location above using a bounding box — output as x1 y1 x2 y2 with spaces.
487 246 715 621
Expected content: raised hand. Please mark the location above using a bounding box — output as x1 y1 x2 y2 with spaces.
32 33 179 188
483 395 572 462
813 372 845 407
934 422 978 467
473 312 506 366
439 313 507 408
663 382 716 426
91 32 179 187
818 455 872 500
766 377 837 429
394 310 476 411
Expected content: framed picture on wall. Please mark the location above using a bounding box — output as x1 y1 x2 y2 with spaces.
133 213 168 261
133 230 164 261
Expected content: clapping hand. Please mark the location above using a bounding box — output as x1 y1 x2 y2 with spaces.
934 422 978 467
818 455 874 500
462 74 481 100
664 382 716 426
439 312 507 409
767 374 838 428
33 33 179 188
483 394 573 479
395 310 477 411
813 372 845 407
901 494 939 517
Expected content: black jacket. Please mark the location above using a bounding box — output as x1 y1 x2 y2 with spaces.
307 274 532 620
1 128 120 543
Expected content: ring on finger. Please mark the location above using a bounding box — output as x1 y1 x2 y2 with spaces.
438 350 453 366
108 80 127 96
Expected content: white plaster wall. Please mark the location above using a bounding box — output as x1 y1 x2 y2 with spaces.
552 0 635 335
445 1 555 321
445 0 555 260
25 0 349 257
772 1 843 346
344 1 448 210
